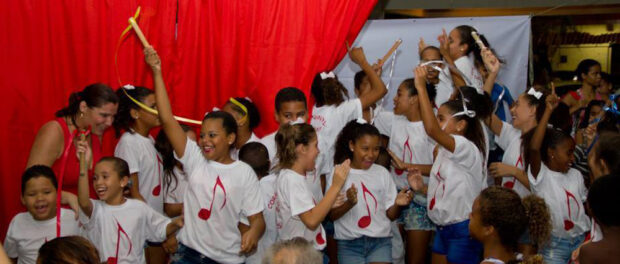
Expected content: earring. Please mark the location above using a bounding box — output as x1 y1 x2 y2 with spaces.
80 112 84 118
460 48 464 52
134 115 139 119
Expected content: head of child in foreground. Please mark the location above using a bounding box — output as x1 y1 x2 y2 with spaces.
200 111 238 161
274 87 308 125
239 142 271 179
588 174 620 235
93 157 130 203
21 165 59 221
392 78 436 116
37 236 100 264
469 186 551 251
275 123 318 171
588 132 620 180
334 120 381 170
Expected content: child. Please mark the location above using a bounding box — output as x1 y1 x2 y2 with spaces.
578 174 620 264
4 165 81 264
479 48 514 123
222 97 261 160
37 236 101 264
527 85 590 264
146 47 265 263
274 123 350 251
408 66 487 264
311 46 387 179
469 186 551 264
374 77 437 264
418 44 454 107
329 120 413 263
437 25 487 92
238 142 276 264
76 154 183 264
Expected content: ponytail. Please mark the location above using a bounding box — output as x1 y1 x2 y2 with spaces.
522 195 552 248
275 123 316 170
55 83 118 118
113 86 153 137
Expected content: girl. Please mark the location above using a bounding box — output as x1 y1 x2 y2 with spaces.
4 165 81 264
156 124 197 218
146 47 265 264
27 84 118 196
222 97 261 160
527 85 590 264
409 66 487 264
478 48 513 123
468 186 551 264
562 59 602 115
437 25 487 92
375 78 436 264
37 236 101 264
76 153 183 264
274 123 350 252
329 120 413 264
597 72 614 106
310 46 387 179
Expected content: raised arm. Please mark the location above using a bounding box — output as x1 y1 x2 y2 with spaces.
76 139 93 217
529 84 559 178
300 160 350 230
480 48 504 135
349 47 387 110
145 47 187 158
438 29 466 89
415 66 457 152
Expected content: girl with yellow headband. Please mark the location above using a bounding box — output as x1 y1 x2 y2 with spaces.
222 97 261 160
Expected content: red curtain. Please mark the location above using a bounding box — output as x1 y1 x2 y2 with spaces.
0 0 376 239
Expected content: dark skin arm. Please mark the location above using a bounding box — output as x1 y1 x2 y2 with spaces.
529 83 559 178
329 185 357 221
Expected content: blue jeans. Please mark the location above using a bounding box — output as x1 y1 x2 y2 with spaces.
432 220 482 264
337 236 392 264
540 234 585 264
171 243 243 264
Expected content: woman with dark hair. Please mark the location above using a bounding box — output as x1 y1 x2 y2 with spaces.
27 83 119 195
562 59 602 115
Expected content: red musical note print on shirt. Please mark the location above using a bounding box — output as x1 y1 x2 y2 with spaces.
503 156 523 189
198 176 227 221
395 136 413 175
429 165 444 210
152 155 162 196
564 189 579 231
358 182 378 228
310 198 325 245
107 220 132 264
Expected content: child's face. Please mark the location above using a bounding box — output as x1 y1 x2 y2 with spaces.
93 161 127 202
437 105 464 135
588 105 603 123
421 49 442 81
199 118 235 162
222 103 247 129
448 29 466 59
275 101 307 125
548 138 576 173
598 79 612 94
136 94 161 129
510 94 537 130
393 84 414 116
354 76 371 98
468 197 486 242
22 176 57 221
300 137 320 171
350 135 380 170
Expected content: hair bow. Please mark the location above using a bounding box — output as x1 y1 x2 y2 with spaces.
355 118 367 124
123 84 135 90
320 71 336 80
527 87 543 100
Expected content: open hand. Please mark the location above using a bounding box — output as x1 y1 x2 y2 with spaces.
395 189 413 206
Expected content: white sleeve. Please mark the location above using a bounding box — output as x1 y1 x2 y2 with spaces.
79 199 100 230
374 111 394 137
173 138 202 175
383 171 398 210
289 178 315 216
495 122 520 150
445 136 478 169
3 218 18 258
336 99 363 124
241 170 265 217
144 204 172 242
528 164 550 193
577 172 588 202
115 137 141 174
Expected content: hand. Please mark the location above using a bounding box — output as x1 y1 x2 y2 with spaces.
75 138 92 167
387 150 406 171
332 159 351 188
407 168 424 192
239 228 259 255
332 192 347 208
488 162 518 178
61 191 80 220
437 28 451 60
172 215 184 229
371 61 383 76
395 189 413 206
162 236 179 254
481 48 500 74
418 37 427 55
571 240 590 263
345 184 358 206
546 82 560 110
348 47 368 66
414 66 428 88
144 46 161 71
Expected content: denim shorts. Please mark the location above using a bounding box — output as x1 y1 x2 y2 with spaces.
171 244 236 264
337 236 392 264
540 234 585 264
398 200 435 231
432 220 482 264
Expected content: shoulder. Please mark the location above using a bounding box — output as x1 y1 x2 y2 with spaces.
36 120 65 141
369 164 390 176
8 212 30 227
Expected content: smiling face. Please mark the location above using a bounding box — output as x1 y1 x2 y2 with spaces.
448 29 467 59
296 136 320 171
350 135 381 170
393 84 415 116
199 118 235 162
510 94 538 130
275 101 308 125
135 94 160 129
81 102 118 136
548 137 576 173
22 176 57 221
93 161 127 203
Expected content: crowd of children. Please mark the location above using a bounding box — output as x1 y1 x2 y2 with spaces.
5 24 620 264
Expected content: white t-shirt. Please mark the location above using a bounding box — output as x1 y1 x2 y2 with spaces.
591 219 602 242
427 135 486 225
311 99 363 176
4 209 80 264
276 169 327 250
454 56 483 92
80 199 170 264
528 164 590 238
230 133 261 160
495 122 530 197
374 112 434 191
164 166 188 204
115 132 164 214
434 67 454 107
176 140 264 263
260 131 278 171
245 174 278 264
327 165 397 240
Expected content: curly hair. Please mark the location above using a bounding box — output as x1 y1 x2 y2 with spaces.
275 123 316 170
113 86 153 137
311 73 349 107
333 120 381 164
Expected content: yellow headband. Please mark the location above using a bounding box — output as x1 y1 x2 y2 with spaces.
229 97 249 124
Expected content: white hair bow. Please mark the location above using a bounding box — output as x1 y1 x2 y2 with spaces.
320 71 335 80
289 117 305 125
203 107 221 117
355 118 367 124
123 84 135 90
527 87 543 100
